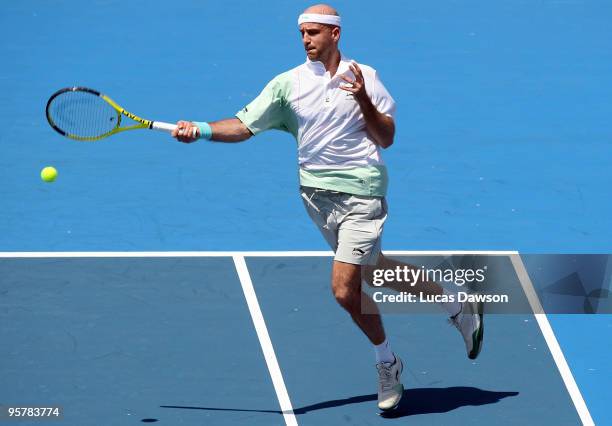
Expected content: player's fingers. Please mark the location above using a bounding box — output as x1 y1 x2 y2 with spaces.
182 123 196 140
338 85 356 93
349 70 363 88
174 121 199 141
350 62 363 80
173 120 188 137
341 74 357 85
339 74 357 90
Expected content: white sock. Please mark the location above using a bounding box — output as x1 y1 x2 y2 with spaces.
374 338 395 364
441 287 462 317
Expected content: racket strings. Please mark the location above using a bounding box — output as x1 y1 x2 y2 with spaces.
48 91 118 139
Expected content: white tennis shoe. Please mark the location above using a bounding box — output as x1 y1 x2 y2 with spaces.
450 300 484 359
376 354 404 411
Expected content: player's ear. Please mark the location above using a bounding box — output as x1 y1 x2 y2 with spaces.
331 26 340 43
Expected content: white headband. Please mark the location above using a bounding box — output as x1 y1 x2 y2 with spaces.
298 13 341 27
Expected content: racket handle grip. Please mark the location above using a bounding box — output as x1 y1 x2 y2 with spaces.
151 121 177 133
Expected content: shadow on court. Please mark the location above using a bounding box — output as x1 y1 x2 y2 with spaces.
161 386 518 419
381 387 519 418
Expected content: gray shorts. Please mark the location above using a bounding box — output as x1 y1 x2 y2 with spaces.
300 186 387 265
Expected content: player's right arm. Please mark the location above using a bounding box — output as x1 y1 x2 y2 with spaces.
172 119 252 143
174 73 291 144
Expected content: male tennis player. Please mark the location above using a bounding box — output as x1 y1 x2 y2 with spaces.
173 4 484 412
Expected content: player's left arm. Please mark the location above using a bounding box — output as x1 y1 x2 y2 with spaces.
339 63 395 149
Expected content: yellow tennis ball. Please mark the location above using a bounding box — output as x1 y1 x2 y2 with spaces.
41 166 58 182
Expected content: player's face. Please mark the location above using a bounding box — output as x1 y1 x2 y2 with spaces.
299 23 339 62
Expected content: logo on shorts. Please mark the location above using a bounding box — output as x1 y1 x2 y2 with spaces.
352 248 366 257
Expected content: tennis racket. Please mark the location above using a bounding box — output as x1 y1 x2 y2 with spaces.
45 87 194 141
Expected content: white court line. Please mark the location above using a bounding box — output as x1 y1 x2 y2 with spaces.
233 255 298 426
0 250 516 258
510 254 594 426
0 251 331 258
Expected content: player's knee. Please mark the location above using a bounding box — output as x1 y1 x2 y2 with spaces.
332 281 358 311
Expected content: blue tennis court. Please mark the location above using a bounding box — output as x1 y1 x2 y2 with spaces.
1 0 611 424
0 252 592 425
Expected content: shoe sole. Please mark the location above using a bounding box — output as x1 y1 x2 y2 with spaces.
468 302 484 359
378 357 404 412
378 384 404 411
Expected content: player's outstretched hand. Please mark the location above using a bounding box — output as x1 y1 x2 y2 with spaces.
172 120 200 143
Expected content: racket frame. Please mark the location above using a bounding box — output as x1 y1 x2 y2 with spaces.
45 87 176 141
